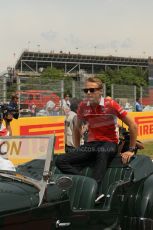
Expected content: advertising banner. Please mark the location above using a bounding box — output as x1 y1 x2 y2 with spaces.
11 116 65 154
118 111 153 141
10 111 153 159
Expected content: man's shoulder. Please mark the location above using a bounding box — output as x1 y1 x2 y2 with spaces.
78 100 90 107
104 97 115 107
67 111 76 118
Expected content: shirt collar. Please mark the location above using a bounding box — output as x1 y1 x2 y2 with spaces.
87 96 104 106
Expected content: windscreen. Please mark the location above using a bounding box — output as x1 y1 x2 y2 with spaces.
0 136 55 179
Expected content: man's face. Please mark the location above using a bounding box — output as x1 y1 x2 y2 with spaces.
83 81 102 104
14 97 19 103
65 95 70 101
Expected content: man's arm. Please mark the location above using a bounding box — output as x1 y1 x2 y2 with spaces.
5 120 12 136
73 117 82 148
120 113 138 164
3 113 13 136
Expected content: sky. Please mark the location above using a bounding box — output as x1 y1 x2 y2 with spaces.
1 0 153 71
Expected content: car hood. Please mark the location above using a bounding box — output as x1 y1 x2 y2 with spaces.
0 177 39 214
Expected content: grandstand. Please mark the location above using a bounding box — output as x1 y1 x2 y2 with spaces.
15 51 149 75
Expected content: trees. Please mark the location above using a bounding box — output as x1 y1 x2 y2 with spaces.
40 67 73 96
12 66 148 99
41 67 65 80
40 66 148 88
98 67 148 96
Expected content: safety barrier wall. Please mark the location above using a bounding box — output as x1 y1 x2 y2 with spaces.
118 111 153 141
129 112 153 141
11 111 153 155
11 116 65 154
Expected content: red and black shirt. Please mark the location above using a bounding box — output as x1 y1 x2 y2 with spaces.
77 97 127 143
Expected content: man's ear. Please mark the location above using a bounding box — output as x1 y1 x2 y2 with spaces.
99 88 104 96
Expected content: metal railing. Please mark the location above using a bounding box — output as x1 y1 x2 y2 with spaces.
0 75 153 116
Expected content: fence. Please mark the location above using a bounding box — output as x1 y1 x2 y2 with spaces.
16 77 85 116
140 86 153 110
111 84 136 111
1 76 153 116
17 77 85 98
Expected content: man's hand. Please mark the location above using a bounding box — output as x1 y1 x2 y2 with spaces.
4 116 13 136
121 151 134 164
4 113 13 122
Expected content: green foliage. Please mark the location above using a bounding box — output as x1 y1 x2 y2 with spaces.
63 78 73 97
41 67 65 80
40 67 73 96
6 66 148 99
98 67 148 96
138 141 153 159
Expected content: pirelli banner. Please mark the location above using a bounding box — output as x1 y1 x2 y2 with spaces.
11 112 153 155
11 116 65 154
118 111 153 141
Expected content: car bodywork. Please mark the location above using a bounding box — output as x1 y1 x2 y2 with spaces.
17 90 60 110
0 136 153 229
17 90 60 116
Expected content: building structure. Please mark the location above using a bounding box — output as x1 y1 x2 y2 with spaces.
14 51 153 87
15 51 148 73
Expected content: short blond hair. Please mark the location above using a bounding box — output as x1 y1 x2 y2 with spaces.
85 77 103 89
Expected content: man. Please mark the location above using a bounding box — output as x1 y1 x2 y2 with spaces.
55 77 138 187
135 98 143 112
60 93 71 115
65 98 81 153
0 114 12 136
45 99 55 116
29 103 36 116
0 110 16 171
9 93 19 119
62 93 71 108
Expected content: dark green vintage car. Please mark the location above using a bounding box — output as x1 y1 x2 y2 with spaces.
0 135 153 230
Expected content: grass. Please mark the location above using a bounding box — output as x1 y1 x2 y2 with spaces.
137 141 153 159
